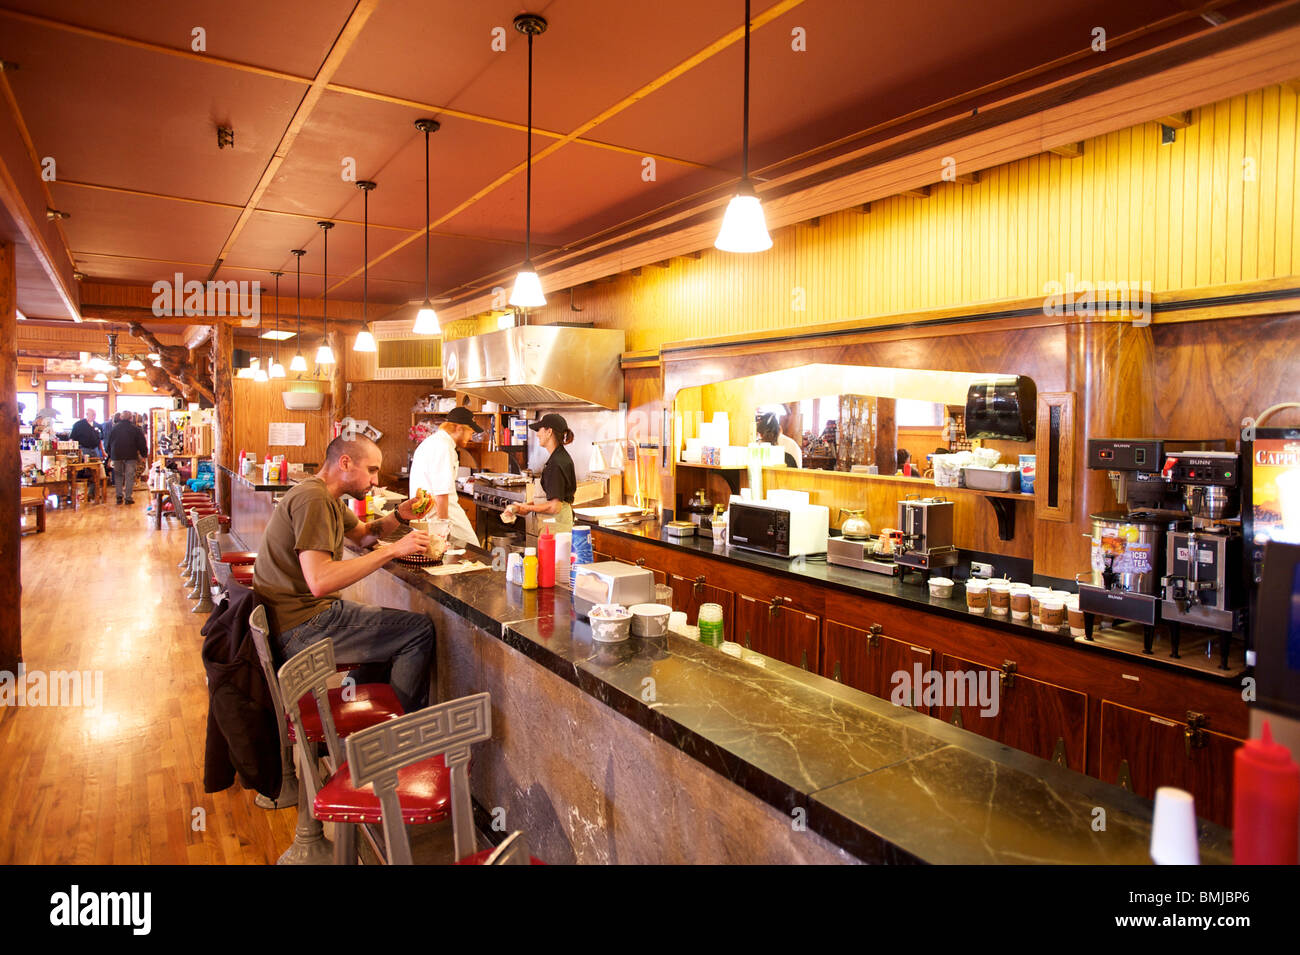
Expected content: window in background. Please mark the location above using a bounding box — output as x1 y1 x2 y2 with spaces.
48 393 76 426
18 392 38 426
896 399 944 427
115 395 175 419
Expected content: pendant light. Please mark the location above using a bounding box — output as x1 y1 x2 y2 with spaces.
269 271 286 377
315 221 336 365
508 13 548 308
289 249 308 372
354 180 378 352
412 119 441 335
252 284 269 382
714 0 772 253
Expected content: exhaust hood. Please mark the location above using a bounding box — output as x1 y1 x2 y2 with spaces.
443 325 626 410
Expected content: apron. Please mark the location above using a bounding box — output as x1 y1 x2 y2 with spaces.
525 492 574 543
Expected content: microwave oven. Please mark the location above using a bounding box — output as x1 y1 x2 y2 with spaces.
727 500 829 558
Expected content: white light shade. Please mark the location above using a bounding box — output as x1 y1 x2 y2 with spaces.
587 443 607 474
147 352 161 361
353 328 377 352
259 330 296 341
289 352 308 373
126 358 145 371
136 370 147 378
497 312 514 330
269 360 286 379
412 302 440 335
315 342 335 365
714 192 773 253
509 268 546 308
236 366 254 379
118 372 132 383
93 372 107 382
253 366 269 382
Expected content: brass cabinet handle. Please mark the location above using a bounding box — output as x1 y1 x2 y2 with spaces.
999 659 1017 689
743 629 752 650
636 557 646 567
832 661 842 682
800 649 809 670
768 595 791 619
867 623 882 648
1185 711 1207 757
693 574 706 598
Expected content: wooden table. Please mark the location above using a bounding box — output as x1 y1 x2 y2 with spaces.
68 462 107 507
20 487 46 535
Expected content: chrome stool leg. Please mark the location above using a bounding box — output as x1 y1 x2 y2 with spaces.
277 751 332 865
191 551 214 614
255 746 300 810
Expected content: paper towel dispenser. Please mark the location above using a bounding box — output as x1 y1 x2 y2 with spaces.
965 376 1036 441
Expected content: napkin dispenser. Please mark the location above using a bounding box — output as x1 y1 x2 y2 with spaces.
572 562 656 619
965 376 1036 441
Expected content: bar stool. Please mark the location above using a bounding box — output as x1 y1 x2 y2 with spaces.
332 692 543 865
250 614 406 864
206 531 255 595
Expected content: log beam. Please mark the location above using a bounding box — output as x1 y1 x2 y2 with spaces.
212 322 234 513
0 240 21 673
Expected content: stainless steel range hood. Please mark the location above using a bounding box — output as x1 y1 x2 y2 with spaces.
443 325 626 410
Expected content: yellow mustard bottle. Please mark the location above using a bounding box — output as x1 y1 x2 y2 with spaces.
522 547 539 590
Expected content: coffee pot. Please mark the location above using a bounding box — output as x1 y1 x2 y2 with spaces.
838 508 873 539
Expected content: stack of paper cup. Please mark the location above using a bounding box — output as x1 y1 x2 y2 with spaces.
1150 787 1200 865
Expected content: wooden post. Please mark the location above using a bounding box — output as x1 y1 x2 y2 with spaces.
0 240 21 673
329 330 345 425
212 322 234 513
875 397 897 474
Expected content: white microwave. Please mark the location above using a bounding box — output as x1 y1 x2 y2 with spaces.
727 500 829 558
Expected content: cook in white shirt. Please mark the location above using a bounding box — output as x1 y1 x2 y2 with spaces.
409 406 482 546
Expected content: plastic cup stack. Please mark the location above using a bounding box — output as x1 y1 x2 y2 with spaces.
698 603 724 647
1150 787 1200 865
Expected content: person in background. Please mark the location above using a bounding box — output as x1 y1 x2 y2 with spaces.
409 406 482 546
253 434 435 712
70 408 105 459
509 413 577 539
896 448 920 477
756 412 801 468
106 411 148 504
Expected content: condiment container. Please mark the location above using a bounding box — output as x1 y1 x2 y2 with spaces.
507 552 524 585
522 548 538 590
589 604 633 643
1233 721 1300 865
538 523 556 588
964 579 989 614
629 603 672 637
927 577 954 599
988 579 1011 616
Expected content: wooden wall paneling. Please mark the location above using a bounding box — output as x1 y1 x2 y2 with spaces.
212 322 233 513
328 330 345 424
345 381 440 477
0 240 20 673
1035 392 1076 523
233 378 332 467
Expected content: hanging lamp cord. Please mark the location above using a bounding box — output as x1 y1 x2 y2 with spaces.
525 28 533 263
274 272 281 365
424 126 431 301
322 225 328 345
742 0 750 183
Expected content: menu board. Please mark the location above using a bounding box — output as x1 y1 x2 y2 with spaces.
268 422 306 447
1250 437 1300 544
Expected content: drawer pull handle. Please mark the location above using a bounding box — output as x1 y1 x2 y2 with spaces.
832 661 841 682
1000 660 1017 689
693 574 706 598
1185 711 1207 757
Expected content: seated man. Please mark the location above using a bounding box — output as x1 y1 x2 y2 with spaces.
253 434 435 711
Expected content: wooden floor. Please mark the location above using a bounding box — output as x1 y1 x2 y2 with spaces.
2 496 299 863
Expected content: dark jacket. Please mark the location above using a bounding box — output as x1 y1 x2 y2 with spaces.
70 418 102 451
106 419 148 462
200 582 283 798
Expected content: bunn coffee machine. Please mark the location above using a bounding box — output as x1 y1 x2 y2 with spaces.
1159 451 1244 667
894 496 958 582
1079 438 1223 654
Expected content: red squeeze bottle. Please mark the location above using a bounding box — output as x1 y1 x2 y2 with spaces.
538 523 556 588
1233 721 1300 865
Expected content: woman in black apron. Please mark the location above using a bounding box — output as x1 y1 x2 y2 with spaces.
511 413 576 541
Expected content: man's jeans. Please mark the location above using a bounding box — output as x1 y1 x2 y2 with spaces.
112 458 138 501
276 600 435 712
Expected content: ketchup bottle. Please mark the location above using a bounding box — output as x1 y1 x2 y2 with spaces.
538 522 556 588
1233 721 1300 865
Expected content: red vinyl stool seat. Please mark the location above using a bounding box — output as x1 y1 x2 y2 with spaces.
288 684 404 743
313 755 450 825
230 568 254 586
219 551 257 564
456 848 546 865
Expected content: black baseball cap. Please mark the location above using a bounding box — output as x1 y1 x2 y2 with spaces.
445 406 483 433
528 413 568 433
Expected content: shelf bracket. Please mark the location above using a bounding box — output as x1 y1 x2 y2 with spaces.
986 496 1017 540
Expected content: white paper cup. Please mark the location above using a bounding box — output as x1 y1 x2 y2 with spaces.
1150 787 1200 865
927 577 954 599
668 611 688 632
630 603 672 636
988 579 1011 616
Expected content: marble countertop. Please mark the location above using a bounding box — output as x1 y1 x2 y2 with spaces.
589 521 1245 685
345 537 1233 865
219 464 299 492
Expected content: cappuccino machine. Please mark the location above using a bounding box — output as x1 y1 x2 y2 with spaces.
1080 439 1247 666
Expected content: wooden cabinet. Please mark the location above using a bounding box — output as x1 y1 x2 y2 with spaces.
669 572 735 643
821 619 933 713
735 593 820 671
934 652 1088 773
1098 701 1241 828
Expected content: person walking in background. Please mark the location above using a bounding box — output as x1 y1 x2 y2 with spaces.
107 411 148 504
70 408 105 459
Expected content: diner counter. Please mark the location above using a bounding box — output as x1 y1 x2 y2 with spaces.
218 463 298 493
341 536 1233 865
591 520 1246 685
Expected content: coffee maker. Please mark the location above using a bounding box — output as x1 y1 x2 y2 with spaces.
1159 451 1244 667
1078 438 1223 653
894 496 958 581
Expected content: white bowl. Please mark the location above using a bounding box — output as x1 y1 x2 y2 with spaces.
927 577 955 599
589 605 632 642
629 603 672 636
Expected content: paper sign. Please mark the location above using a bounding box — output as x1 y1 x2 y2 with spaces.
268 422 306 447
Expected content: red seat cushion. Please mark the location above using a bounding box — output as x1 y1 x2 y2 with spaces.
230 569 254 585
456 848 546 865
313 755 449 824
219 551 257 564
288 684 404 743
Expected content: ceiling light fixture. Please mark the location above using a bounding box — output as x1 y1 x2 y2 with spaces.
354 180 378 353
315 221 336 365
714 0 772 254
290 249 308 373
93 372 107 382
269 271 286 378
509 13 548 308
412 118 441 335
126 357 145 371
